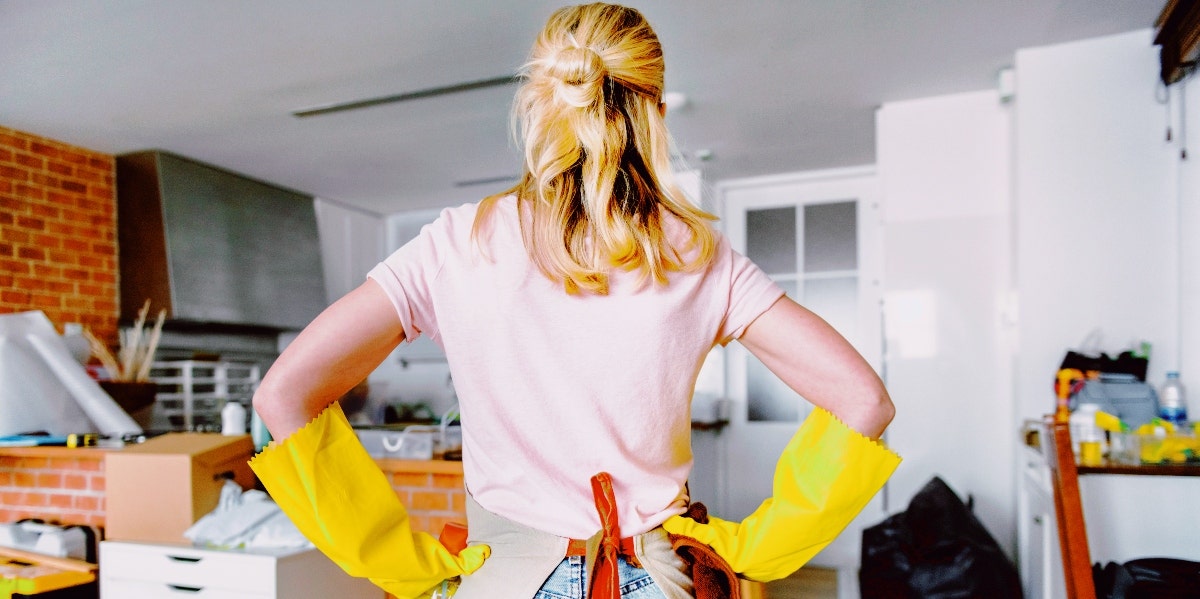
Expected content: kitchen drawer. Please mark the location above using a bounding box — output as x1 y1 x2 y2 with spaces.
102 541 276 594
100 577 267 599
100 541 383 599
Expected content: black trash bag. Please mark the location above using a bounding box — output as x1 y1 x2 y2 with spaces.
860 476 1022 599
1094 558 1200 599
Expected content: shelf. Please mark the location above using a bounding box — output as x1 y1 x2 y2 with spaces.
1077 461 1200 477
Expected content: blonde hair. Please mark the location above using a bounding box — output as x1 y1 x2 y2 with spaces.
473 2 716 294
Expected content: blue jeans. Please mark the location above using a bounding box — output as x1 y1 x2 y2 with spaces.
534 555 666 599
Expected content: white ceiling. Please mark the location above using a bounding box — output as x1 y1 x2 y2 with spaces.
1 1 1163 215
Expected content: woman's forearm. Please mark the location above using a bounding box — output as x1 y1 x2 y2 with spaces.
739 296 895 439
253 280 406 441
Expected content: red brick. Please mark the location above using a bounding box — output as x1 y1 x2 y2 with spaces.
15 152 43 169
76 168 105 184
79 254 106 269
17 246 44 261
59 180 86 193
16 276 47 291
91 241 114 254
74 495 99 511
78 459 103 472
76 197 102 212
30 141 60 159
33 233 61 248
432 473 464 489
47 280 74 294
63 237 88 252
30 293 59 309
59 151 86 165
47 161 73 176
90 476 104 491
15 215 44 230
48 493 73 508
1 289 31 304
0 132 29 150
392 472 431 488
63 296 90 310
63 268 89 280
47 191 75 206
47 249 73 264
14 183 44 200
0 164 28 180
2 228 29 244
411 491 449 511
46 221 73 236
31 263 59 278
0 243 10 257
29 203 59 219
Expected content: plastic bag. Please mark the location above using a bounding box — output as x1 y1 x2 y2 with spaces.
1093 558 1200 599
859 476 1021 598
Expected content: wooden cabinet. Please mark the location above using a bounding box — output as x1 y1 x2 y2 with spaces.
100 541 382 598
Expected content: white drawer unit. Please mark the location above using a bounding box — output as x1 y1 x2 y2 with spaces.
100 541 383 599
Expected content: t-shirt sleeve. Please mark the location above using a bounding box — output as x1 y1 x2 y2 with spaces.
716 241 785 345
366 214 449 344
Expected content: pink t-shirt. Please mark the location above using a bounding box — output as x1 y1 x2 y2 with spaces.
367 197 783 538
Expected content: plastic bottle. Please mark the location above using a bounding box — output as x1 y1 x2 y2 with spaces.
221 400 248 436
1069 403 1104 458
1158 371 1188 426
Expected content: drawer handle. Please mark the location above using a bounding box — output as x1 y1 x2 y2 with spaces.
166 555 203 563
167 584 204 593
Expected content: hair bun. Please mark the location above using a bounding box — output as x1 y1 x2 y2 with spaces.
549 45 605 87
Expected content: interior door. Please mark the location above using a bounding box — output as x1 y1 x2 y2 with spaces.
717 166 885 569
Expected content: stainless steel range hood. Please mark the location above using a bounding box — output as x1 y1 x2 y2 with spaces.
116 151 326 331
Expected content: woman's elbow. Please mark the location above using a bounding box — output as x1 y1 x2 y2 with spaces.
841 386 894 439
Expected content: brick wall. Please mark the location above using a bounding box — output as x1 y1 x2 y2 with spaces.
0 448 107 528
386 469 467 535
0 448 464 539
0 126 118 344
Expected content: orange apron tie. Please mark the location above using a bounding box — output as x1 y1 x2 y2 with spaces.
586 471 629 599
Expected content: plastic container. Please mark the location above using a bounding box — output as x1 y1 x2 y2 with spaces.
1158 371 1188 426
221 400 247 435
1069 403 1105 458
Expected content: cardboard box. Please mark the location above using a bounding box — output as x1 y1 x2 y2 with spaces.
104 433 255 544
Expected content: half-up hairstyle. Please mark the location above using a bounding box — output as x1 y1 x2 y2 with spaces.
473 2 717 294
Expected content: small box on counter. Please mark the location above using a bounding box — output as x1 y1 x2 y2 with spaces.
104 433 255 544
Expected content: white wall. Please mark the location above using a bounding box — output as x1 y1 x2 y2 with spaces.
876 90 1017 553
1014 29 1177 420
1178 72 1200 404
1015 28 1200 566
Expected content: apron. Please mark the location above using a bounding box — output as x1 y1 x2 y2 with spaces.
452 493 694 599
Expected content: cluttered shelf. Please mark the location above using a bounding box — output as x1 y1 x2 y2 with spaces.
1076 461 1200 476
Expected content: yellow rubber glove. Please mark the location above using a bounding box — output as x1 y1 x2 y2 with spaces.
248 403 490 599
662 407 900 582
